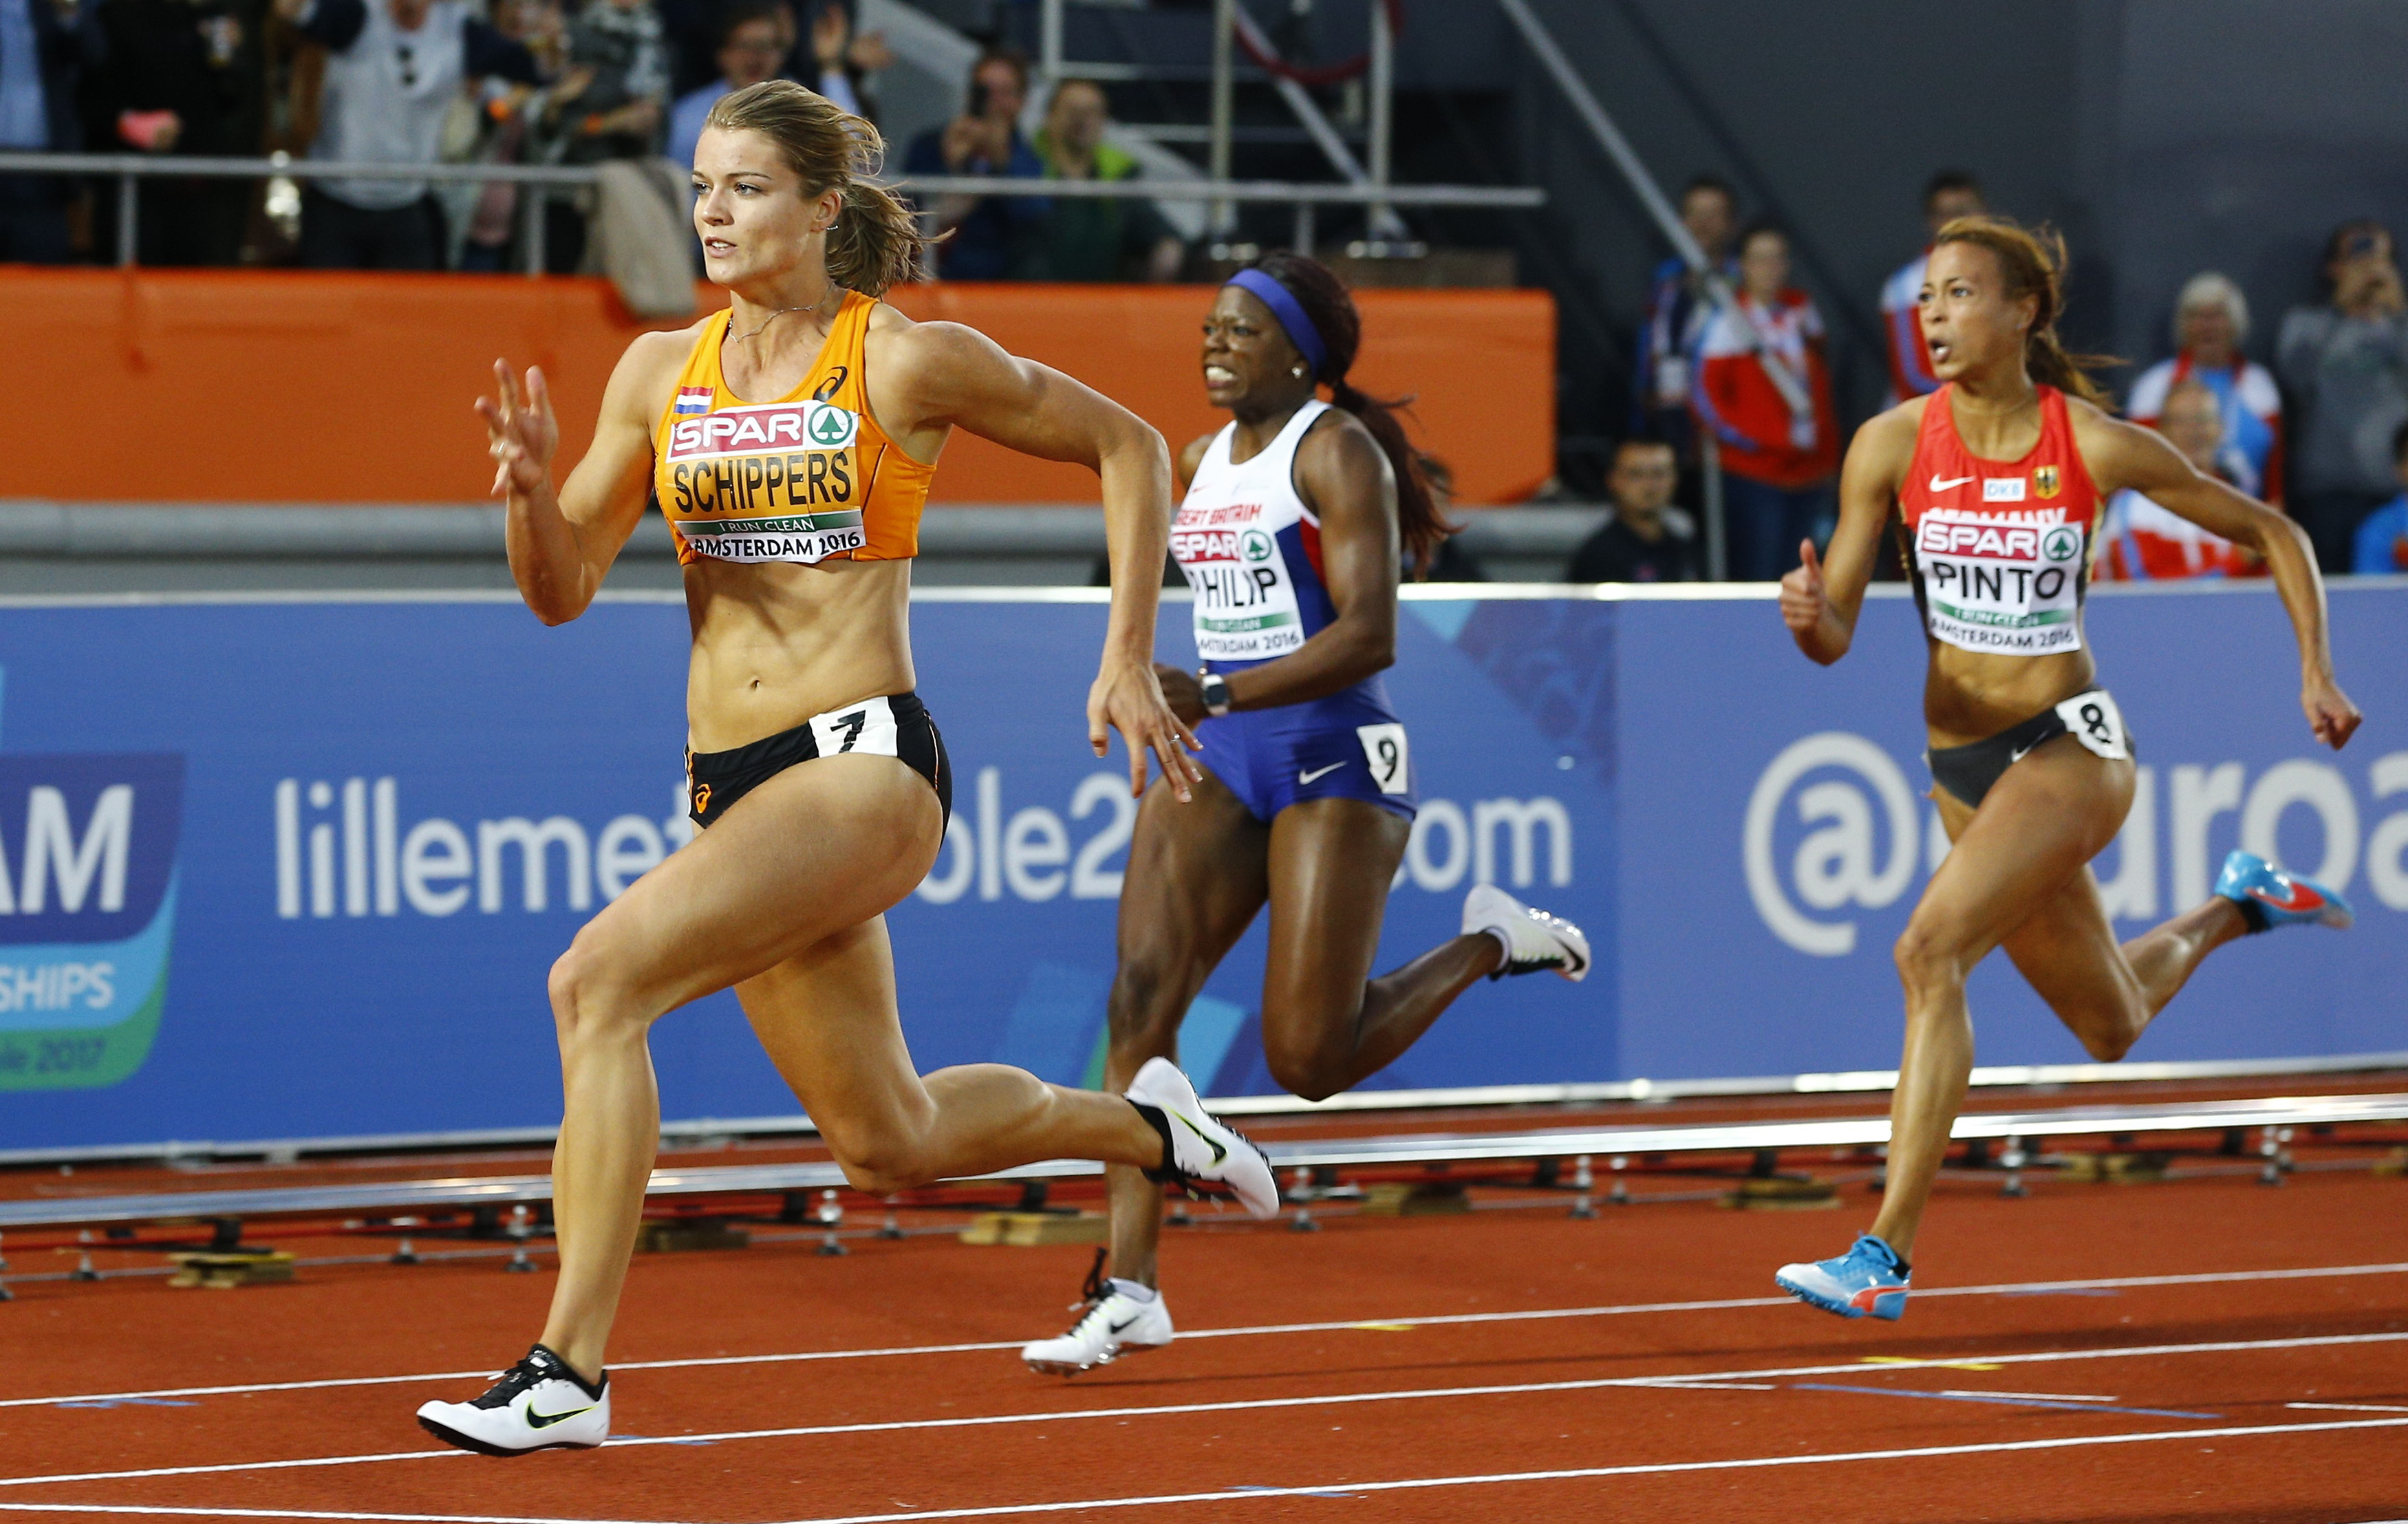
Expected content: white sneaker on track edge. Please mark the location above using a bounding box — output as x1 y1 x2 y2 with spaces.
1022 1256 1175 1376
1463 883 1591 982
1126 1057 1280 1219
416 1344 610 1456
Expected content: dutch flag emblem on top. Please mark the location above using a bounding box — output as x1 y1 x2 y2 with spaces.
673 386 713 416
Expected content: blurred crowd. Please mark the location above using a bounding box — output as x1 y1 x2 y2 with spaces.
1598 171 2408 581
0 0 1189 281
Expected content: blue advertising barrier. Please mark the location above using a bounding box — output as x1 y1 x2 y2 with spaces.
0 581 2400 1155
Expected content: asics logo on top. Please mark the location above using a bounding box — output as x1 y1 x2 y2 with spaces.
524 1403 596 1430
1928 474 1975 493
1172 1110 1227 1166
2250 881 2324 913
1298 762 1345 784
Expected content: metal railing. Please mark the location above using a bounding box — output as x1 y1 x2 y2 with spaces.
0 1090 2398 1240
0 150 1541 277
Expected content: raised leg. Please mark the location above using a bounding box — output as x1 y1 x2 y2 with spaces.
1870 738 2133 1259
1255 798 1502 1103
533 754 1164 1382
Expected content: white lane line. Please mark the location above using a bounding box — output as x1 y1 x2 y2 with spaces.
8 1258 2403 1413
2286 1401 2408 1413
5 1417 2405 1524
6 1329 2402 1492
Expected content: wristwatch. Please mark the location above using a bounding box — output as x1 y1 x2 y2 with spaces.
1198 669 1232 718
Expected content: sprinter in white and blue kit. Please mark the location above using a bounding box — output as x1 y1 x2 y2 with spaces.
1019 253 1591 1375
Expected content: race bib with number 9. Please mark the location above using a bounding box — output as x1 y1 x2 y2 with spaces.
1355 722 1410 795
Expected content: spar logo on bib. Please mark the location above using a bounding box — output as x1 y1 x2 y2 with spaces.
1913 505 2088 656
0 754 186 1091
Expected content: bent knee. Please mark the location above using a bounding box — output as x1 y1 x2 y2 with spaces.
548 935 645 1043
1892 923 1968 994
824 1131 936 1196
1263 1043 1348 1105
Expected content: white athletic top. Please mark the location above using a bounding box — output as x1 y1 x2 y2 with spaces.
1171 400 1339 665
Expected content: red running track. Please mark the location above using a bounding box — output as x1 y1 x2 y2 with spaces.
2 1165 2405 1524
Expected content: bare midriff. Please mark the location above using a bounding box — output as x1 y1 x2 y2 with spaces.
682 556 916 752
1921 641 2098 749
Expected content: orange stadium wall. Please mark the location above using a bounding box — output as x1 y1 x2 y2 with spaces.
0 270 1555 506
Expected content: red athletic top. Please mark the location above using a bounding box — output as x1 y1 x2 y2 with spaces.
1897 383 2103 657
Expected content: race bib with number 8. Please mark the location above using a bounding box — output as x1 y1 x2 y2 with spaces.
2054 690 2129 762
1355 722 1411 795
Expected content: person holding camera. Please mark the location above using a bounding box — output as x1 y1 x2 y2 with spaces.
2278 219 2408 570
902 43 1044 279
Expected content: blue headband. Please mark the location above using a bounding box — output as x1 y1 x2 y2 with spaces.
1225 268 1328 378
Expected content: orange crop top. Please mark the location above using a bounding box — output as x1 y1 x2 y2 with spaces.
652 290 935 566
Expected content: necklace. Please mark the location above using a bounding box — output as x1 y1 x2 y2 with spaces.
731 284 837 345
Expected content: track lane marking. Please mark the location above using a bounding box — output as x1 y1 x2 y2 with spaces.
3 1417 2405 1524
6 1329 2402 1490
6 1258 2402 1412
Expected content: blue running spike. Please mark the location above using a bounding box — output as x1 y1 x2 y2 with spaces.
1775 1234 1911 1322
2213 850 2354 931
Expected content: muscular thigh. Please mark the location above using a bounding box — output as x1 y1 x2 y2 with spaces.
1914 736 2133 969
567 753 943 1016
1115 766 1273 994
736 915 929 1141
1260 799 1411 1032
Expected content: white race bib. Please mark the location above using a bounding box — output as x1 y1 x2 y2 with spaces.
1913 506 2089 655
809 696 901 758
2054 691 2129 762
1356 722 1410 795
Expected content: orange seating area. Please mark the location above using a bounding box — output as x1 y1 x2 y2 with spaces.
3 270 1554 506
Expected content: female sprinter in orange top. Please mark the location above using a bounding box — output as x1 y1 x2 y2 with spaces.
1016 253 1589 1375
413 81 1276 1455
1771 217 2361 1322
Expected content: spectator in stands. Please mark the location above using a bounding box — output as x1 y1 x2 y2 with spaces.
1633 174 1739 451
1880 170 1986 403
786 0 886 120
2279 219 2408 571
93 0 261 266
666 0 782 173
455 0 568 272
1567 437 1699 583
1030 78 1180 283
1690 219 1837 581
531 0 671 271
2098 378 2255 581
904 44 1045 281
2128 272 2283 504
281 0 543 269
0 0 106 262
2350 420 2408 575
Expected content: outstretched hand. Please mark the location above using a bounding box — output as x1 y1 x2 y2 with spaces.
474 360 559 500
2304 674 2363 750
1089 656 1202 802
1778 538 1827 635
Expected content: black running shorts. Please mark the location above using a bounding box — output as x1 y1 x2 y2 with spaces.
686 691 951 830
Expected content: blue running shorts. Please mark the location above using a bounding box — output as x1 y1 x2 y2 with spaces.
1194 667 1417 824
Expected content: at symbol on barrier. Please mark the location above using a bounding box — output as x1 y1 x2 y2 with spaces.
808 408 851 446
1743 733 1920 956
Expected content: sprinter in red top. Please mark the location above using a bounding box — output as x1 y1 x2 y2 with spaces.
1770 218 2363 1322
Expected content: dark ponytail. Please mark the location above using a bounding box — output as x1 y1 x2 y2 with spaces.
1245 250 1455 577
1931 215 2118 407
